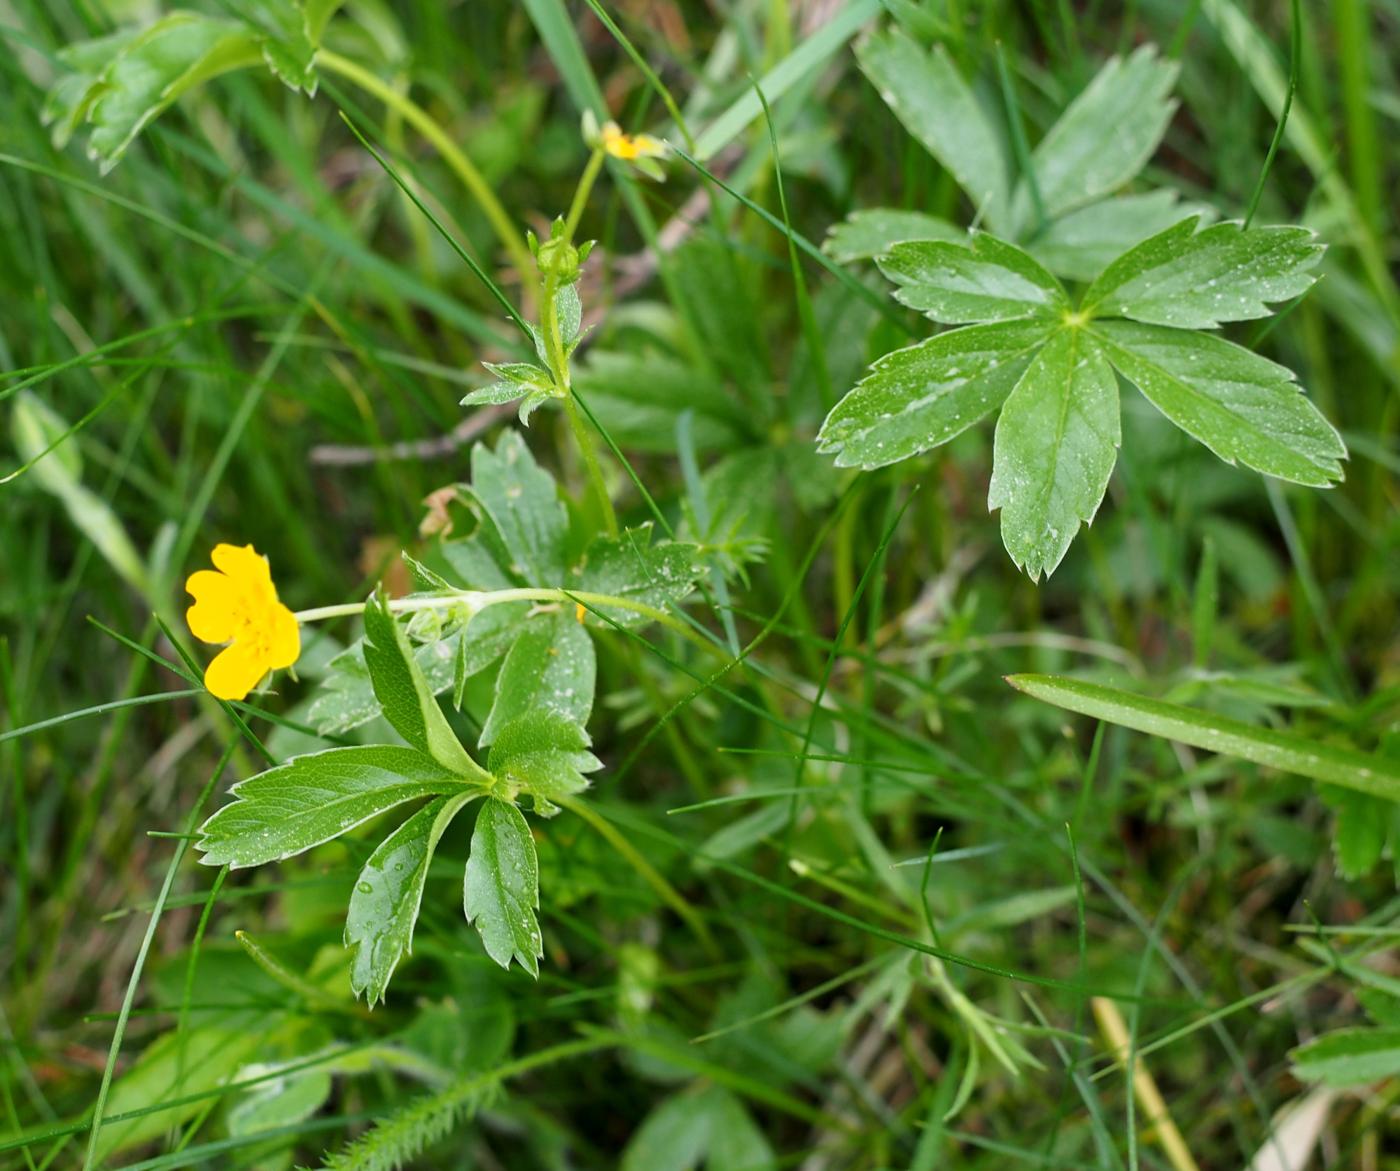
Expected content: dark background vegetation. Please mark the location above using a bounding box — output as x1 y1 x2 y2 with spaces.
2 0 1398 1167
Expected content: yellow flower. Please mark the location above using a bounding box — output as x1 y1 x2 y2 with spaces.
599 120 666 162
186 543 300 701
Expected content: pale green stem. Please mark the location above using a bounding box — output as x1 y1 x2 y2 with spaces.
293 587 716 656
564 147 607 240
317 50 534 284
555 795 719 958
540 148 618 536
562 394 619 537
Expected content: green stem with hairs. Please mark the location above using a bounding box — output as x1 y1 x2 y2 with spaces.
294 587 714 655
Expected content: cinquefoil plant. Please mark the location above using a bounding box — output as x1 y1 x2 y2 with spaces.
821 28 1344 579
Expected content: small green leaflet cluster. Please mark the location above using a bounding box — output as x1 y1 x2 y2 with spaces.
43 2 343 173
198 432 703 1003
462 220 594 424
307 431 701 736
461 283 588 425
821 29 1344 580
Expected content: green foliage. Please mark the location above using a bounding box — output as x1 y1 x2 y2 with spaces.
1291 1028 1400 1087
478 612 596 748
817 319 1050 468
987 330 1120 579
43 2 340 172
825 27 1344 577
1008 44 1178 226
488 711 602 816
197 745 468 869
363 591 475 773
345 793 477 1005
1095 321 1344 487
878 234 1068 324
854 28 1012 231
1007 673 1400 799
463 799 543 977
7 2 1398 1169
1081 218 1323 328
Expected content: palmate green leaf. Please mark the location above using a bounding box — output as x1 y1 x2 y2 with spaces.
441 534 514 591
1028 191 1213 282
1095 320 1345 486
817 320 1052 469
308 606 523 736
78 13 260 173
1007 674 1400 801
620 1090 713 1171
42 28 144 148
855 27 1011 231
239 0 317 90
1011 44 1178 227
488 711 602 815
226 1064 332 1139
463 799 542 976
1323 787 1390 880
878 233 1068 324
569 523 703 628
45 2 341 173
478 612 596 747
460 362 555 412
823 208 963 264
346 791 479 1004
1083 218 1324 328
468 430 568 584
197 746 469 868
1291 1029 1400 1087
363 591 474 774
988 329 1120 581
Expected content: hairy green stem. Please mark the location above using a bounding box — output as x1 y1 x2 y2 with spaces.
293 587 714 655
565 147 607 240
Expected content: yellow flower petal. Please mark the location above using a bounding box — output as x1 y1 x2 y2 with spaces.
265 603 301 670
211 543 273 593
185 569 239 643
204 642 269 701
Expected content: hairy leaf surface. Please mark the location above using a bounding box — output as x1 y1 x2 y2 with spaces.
879 233 1067 324
1096 320 1344 486
989 329 1120 580
1083 218 1323 328
463 799 542 976
198 746 467 868
817 321 1052 468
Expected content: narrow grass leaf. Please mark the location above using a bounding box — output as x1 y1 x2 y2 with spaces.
1007 673 1400 800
